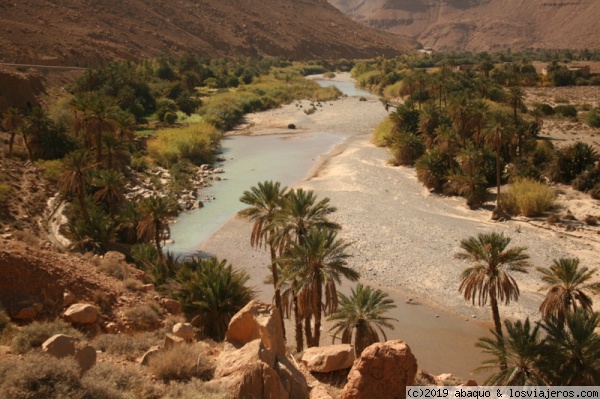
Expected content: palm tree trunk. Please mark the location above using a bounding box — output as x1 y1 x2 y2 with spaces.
155 221 163 261
496 150 501 209
293 295 303 353
313 276 323 347
8 132 15 156
304 314 314 348
78 192 91 226
270 245 285 341
22 133 34 161
490 288 507 369
96 132 103 165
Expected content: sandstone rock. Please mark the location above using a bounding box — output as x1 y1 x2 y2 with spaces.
42 334 77 358
214 339 308 399
302 344 355 373
139 345 161 366
142 284 155 292
63 292 76 306
160 298 182 315
105 322 118 334
13 306 36 319
341 340 417 399
64 303 99 324
311 385 334 399
172 322 194 341
164 333 185 348
74 344 96 372
225 300 285 357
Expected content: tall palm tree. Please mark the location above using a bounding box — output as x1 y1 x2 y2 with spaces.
476 318 547 386
537 258 597 323
59 150 93 225
280 227 359 347
23 107 55 161
114 111 136 141
329 284 397 356
136 195 178 260
541 310 600 385
2 107 23 156
456 232 530 339
506 86 526 156
238 181 288 338
484 111 512 218
93 169 126 216
81 93 118 164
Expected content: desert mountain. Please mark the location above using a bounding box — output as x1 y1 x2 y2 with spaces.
0 0 413 67
328 0 600 51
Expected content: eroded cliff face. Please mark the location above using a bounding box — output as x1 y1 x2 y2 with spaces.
328 0 600 51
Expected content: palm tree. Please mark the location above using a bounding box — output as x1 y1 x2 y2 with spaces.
174 257 255 341
59 150 93 225
81 93 118 164
136 195 178 260
476 319 547 386
101 134 124 170
93 169 126 216
537 258 597 323
2 107 23 156
456 232 530 339
484 111 512 218
23 107 55 161
456 141 487 208
329 284 397 356
280 227 359 347
541 310 600 385
114 111 136 141
506 87 526 156
238 181 288 338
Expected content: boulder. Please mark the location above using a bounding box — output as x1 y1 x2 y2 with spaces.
42 334 77 358
12 306 36 320
74 344 97 372
214 339 308 399
341 340 417 399
225 300 285 357
302 344 355 373
63 292 76 307
160 298 182 315
164 333 185 349
172 322 195 341
64 303 99 324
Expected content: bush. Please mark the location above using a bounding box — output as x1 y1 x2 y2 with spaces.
549 142 598 184
98 257 134 280
92 332 159 361
162 379 227 399
35 159 64 184
586 109 600 128
123 303 162 331
590 184 600 200
11 319 84 354
390 131 425 166
501 178 556 217
148 343 215 382
571 168 600 192
533 103 555 116
82 362 159 399
584 215 598 226
147 123 222 167
371 118 394 147
554 104 578 118
415 150 449 192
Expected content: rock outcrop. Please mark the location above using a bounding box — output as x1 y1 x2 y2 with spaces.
302 344 355 373
64 303 99 324
341 340 417 399
172 322 195 341
42 334 96 371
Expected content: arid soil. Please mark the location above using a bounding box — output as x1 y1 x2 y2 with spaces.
328 0 600 51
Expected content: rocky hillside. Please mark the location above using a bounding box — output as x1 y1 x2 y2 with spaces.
328 0 600 51
0 0 413 67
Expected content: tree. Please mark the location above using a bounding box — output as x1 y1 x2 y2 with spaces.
541 310 600 385
506 87 526 156
174 257 254 341
456 232 530 340
329 284 397 356
80 93 118 164
484 111 513 218
280 227 359 347
476 319 547 386
23 107 55 161
238 181 288 339
59 150 93 225
537 258 597 323
2 107 23 156
92 169 126 216
136 195 178 260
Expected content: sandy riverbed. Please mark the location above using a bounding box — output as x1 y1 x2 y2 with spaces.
199 73 600 378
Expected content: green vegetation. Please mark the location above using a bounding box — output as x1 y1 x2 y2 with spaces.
148 343 214 382
11 319 84 354
501 178 556 217
147 123 221 167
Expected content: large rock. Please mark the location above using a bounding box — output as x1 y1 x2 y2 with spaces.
172 322 194 341
214 339 308 399
302 344 355 373
225 300 285 357
341 340 417 399
64 303 99 324
160 298 182 315
42 334 77 358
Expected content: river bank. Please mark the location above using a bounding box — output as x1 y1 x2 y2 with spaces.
198 72 600 378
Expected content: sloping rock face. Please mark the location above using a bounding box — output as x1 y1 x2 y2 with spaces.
215 301 308 399
302 344 355 373
341 340 418 399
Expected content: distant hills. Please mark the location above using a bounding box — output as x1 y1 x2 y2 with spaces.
328 0 600 51
0 0 413 67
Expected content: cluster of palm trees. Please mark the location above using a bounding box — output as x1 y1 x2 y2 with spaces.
238 181 397 354
457 231 600 385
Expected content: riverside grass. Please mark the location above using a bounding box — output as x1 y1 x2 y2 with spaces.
501 178 556 217
371 118 394 147
147 123 222 167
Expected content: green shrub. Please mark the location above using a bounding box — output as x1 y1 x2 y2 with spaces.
34 159 64 184
123 303 162 331
130 155 150 172
586 109 600 128
147 123 222 167
501 178 556 217
156 98 178 122
390 131 425 166
572 168 600 192
554 104 578 118
0 184 11 206
549 142 598 184
148 343 215 382
371 118 394 147
11 319 84 354
533 103 555 116
416 149 449 192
